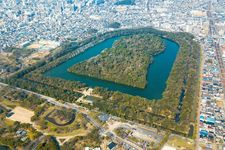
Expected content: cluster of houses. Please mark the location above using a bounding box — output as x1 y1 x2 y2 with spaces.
0 105 14 118
85 114 118 150
200 38 225 145
16 129 28 142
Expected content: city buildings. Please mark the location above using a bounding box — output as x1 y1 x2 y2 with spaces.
0 0 224 148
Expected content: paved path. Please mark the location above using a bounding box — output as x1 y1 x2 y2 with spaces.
24 135 45 150
0 82 142 149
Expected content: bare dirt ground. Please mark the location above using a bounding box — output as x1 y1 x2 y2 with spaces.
8 106 34 124
56 135 80 145
161 144 176 150
27 40 59 50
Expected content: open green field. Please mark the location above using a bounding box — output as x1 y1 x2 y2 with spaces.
166 134 195 150
61 129 101 150
33 106 93 137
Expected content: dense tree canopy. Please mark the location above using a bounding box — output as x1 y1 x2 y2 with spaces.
69 34 164 88
3 28 201 138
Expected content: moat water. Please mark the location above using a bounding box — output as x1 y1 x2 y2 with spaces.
45 36 179 99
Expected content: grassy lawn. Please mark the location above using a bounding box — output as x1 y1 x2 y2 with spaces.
45 113 93 137
128 136 140 143
34 107 93 137
166 134 195 150
47 126 91 137
0 98 38 111
4 118 15 126
0 97 93 138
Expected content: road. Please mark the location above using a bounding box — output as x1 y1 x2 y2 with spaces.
0 82 102 128
0 82 79 110
24 135 45 150
207 0 225 94
195 1 225 149
195 44 204 150
113 133 142 150
0 81 142 149
207 1 225 148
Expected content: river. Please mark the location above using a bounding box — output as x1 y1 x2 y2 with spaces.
45 36 179 99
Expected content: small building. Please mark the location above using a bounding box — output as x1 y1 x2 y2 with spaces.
108 142 117 150
200 115 204 122
16 130 23 135
94 0 104 5
205 117 215 125
200 130 208 138
6 111 14 118
21 130 27 136
98 114 110 122
21 136 27 142
16 129 27 137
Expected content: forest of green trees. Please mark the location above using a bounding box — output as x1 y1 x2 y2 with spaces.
90 32 201 136
0 86 45 110
2 27 201 138
0 121 42 149
69 34 164 88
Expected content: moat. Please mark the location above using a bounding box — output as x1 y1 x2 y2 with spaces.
45 36 179 99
